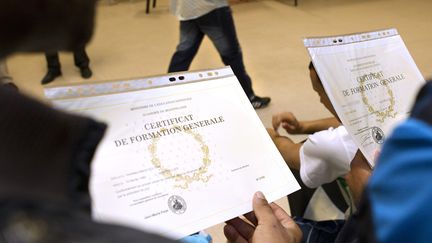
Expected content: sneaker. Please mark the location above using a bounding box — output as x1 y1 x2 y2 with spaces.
41 69 61 85
250 95 271 109
80 66 93 79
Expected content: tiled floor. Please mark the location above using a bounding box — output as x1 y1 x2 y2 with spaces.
6 0 432 242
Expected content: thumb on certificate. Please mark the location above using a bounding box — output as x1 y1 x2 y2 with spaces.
252 191 276 223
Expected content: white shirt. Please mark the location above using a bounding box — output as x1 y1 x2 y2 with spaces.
170 0 229 21
299 126 357 188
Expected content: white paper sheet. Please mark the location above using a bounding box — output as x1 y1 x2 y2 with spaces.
45 66 300 239
304 28 425 167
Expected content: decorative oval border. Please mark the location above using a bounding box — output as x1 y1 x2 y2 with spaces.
359 73 397 123
148 126 212 189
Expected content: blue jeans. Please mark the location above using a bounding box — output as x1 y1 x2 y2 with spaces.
294 217 345 243
168 6 254 97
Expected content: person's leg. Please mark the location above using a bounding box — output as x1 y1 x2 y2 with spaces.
199 7 270 108
73 48 92 79
73 48 90 68
293 217 345 243
0 60 17 90
46 52 61 72
288 169 318 217
0 60 12 84
41 52 62 84
198 7 253 96
168 20 204 73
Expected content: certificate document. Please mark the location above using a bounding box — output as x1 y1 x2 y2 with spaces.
304 28 425 167
44 67 300 238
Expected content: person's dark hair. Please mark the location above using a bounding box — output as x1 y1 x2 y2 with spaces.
308 61 315 70
308 61 323 86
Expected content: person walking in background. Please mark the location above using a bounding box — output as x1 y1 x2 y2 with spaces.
41 47 93 85
168 0 271 109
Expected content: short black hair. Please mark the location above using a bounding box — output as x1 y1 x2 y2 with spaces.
308 61 323 87
308 61 315 70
